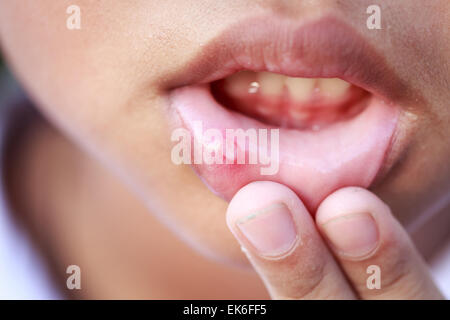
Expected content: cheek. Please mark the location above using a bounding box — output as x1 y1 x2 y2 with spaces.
0 1 156 132
0 1 254 266
0 2 111 128
0 5 246 267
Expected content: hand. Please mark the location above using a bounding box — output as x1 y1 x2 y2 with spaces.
226 182 443 299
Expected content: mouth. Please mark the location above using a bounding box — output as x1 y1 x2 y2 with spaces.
168 16 408 212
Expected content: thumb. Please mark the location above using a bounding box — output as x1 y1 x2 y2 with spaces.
315 187 444 299
226 181 356 299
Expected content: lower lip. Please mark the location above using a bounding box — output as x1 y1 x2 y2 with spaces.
170 84 399 212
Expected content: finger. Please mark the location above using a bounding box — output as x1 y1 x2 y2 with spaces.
315 187 444 300
226 181 356 300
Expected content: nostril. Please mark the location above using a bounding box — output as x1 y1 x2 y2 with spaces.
210 71 371 130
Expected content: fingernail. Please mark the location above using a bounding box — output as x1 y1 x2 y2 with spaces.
320 212 379 259
236 203 298 257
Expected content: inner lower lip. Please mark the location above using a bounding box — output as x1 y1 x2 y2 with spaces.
170 82 399 212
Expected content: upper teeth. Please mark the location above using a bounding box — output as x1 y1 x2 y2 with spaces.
248 81 260 94
258 72 285 96
225 71 352 102
318 78 351 99
285 77 315 102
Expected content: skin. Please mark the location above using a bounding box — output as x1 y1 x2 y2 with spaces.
0 1 449 298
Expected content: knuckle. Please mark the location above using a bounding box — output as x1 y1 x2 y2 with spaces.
270 257 329 299
360 234 423 298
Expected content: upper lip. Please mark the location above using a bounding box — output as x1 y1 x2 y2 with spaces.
168 15 408 104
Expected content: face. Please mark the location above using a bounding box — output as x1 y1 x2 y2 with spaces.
0 0 449 266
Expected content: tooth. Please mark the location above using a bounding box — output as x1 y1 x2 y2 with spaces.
248 81 260 94
318 78 350 99
257 72 285 96
285 77 315 102
224 71 256 96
